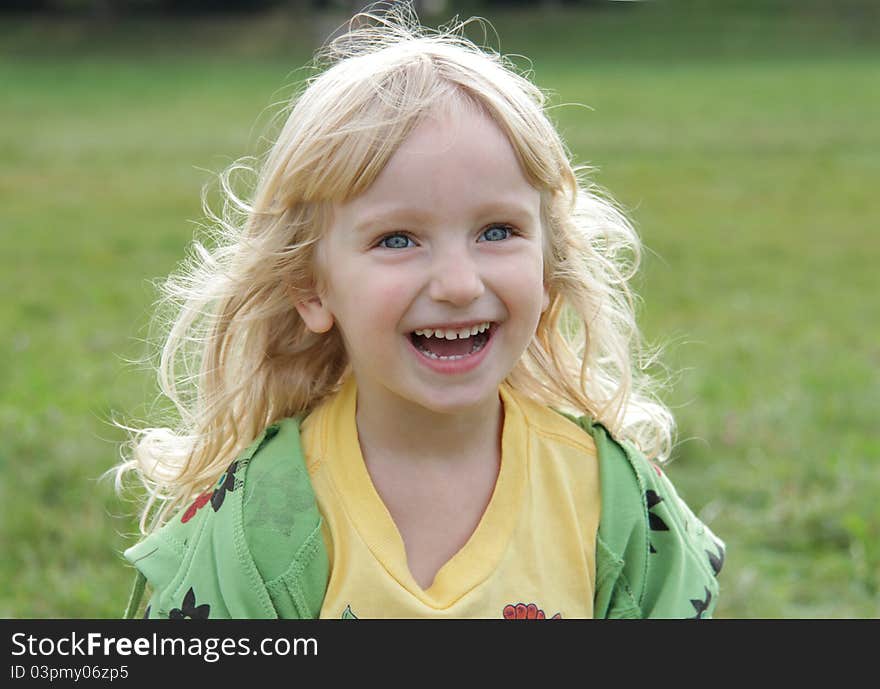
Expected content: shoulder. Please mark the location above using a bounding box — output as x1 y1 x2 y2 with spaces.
241 417 326 584
553 413 726 619
123 417 326 619
501 386 597 458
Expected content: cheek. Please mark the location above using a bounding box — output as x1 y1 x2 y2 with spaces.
498 253 546 312
364 270 416 315
326 267 415 329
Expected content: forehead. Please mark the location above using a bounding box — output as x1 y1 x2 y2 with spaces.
340 100 540 222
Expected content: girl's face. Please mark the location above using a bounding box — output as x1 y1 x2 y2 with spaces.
296 102 548 418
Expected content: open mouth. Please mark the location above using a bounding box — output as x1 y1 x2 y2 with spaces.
409 322 494 360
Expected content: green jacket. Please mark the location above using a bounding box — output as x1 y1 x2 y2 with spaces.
123 414 725 619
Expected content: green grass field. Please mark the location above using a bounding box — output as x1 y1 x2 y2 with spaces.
2 2 878 617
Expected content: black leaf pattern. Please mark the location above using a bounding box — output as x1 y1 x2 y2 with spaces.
211 460 240 512
689 587 712 619
707 543 725 577
169 587 210 620
646 490 669 531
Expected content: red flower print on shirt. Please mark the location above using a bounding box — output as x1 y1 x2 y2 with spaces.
181 491 212 524
503 602 561 620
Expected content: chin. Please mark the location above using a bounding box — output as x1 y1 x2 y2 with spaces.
406 381 503 417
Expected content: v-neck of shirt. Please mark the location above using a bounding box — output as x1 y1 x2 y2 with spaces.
320 376 527 609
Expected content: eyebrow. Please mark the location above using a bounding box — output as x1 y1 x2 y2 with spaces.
352 208 432 233
352 200 538 233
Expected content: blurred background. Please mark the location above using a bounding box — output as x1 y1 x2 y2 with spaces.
1 0 877 618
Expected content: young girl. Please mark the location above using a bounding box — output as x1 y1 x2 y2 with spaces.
118 5 724 620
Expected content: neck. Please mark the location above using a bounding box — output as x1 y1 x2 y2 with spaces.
353 381 504 467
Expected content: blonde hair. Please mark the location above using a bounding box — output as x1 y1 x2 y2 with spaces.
115 3 675 533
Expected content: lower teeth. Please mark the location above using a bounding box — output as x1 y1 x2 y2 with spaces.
421 351 470 360
416 332 489 360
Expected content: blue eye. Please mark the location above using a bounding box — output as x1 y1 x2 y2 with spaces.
378 234 413 249
480 225 512 242
480 225 513 242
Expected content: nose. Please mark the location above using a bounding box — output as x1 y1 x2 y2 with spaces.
427 243 485 306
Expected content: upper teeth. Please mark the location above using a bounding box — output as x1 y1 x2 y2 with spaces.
413 322 492 339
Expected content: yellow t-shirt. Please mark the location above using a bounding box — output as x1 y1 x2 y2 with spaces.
301 376 600 619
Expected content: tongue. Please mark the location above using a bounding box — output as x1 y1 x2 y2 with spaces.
414 334 474 357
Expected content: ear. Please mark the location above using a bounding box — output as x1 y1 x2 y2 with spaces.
293 292 335 334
